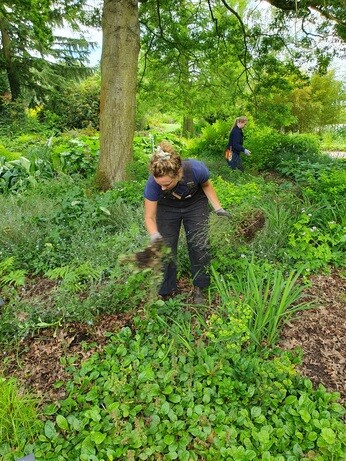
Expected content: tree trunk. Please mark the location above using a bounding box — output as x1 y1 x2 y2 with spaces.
96 0 140 190
0 20 21 101
182 115 195 138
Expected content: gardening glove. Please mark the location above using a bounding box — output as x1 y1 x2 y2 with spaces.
244 149 251 156
215 208 231 218
150 232 163 244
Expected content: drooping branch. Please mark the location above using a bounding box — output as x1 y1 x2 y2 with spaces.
265 0 346 40
218 0 253 93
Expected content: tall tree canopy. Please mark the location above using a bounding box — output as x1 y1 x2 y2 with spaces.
97 0 345 188
0 0 93 104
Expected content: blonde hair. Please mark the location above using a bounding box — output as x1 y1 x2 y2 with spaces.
149 141 182 178
232 116 248 129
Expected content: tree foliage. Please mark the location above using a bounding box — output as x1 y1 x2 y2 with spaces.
0 0 94 106
138 0 245 131
265 0 346 41
289 71 345 132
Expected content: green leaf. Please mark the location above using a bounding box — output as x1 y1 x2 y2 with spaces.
161 401 170 415
56 414 69 431
99 206 111 215
84 408 102 422
81 436 96 456
164 434 175 445
307 431 317 441
67 415 83 431
299 408 311 423
194 405 203 415
44 420 57 439
169 394 181 403
138 365 155 382
321 427 336 444
90 431 107 445
44 404 58 416
251 406 262 418
163 385 174 394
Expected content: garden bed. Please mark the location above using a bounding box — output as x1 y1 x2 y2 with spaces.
4 270 346 406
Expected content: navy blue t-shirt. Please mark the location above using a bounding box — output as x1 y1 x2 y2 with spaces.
144 159 210 206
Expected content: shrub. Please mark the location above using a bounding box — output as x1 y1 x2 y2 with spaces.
270 133 322 170
187 119 231 159
40 73 101 131
50 134 99 177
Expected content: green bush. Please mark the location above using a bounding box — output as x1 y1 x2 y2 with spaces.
41 73 101 131
321 125 346 151
187 119 231 159
275 156 346 203
270 133 322 170
242 126 282 171
185 121 324 178
50 134 99 177
0 143 21 161
286 210 346 273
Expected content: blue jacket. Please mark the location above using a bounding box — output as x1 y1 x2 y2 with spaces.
227 125 244 155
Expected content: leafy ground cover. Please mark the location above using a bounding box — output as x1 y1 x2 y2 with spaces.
0 129 345 460
3 270 345 408
1 271 345 460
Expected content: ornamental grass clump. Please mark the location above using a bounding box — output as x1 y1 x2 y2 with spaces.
211 261 313 347
0 377 42 457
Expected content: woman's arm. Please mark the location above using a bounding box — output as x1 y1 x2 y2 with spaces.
144 198 159 235
201 180 222 210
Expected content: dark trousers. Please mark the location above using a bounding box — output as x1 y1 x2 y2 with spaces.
227 153 244 171
156 197 210 295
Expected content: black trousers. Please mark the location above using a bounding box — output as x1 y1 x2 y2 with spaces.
156 197 210 295
227 153 244 171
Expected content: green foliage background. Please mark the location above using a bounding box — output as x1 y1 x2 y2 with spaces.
0 116 345 461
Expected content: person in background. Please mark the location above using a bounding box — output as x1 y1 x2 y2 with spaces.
144 141 230 304
227 116 251 172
